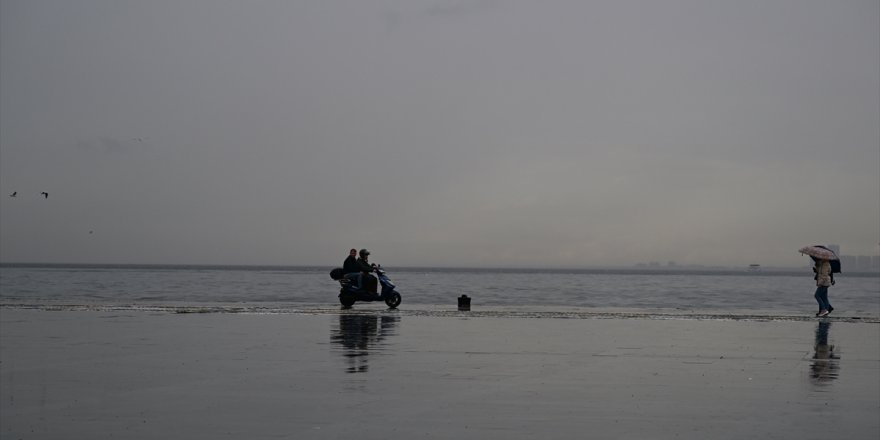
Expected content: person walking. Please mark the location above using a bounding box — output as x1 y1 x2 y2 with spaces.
812 256 834 317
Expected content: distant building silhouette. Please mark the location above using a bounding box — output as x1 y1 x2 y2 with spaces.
833 244 880 272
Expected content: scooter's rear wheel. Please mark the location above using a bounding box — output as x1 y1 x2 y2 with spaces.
384 291 402 309
339 291 356 307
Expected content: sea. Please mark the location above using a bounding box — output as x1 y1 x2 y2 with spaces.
1 263 878 319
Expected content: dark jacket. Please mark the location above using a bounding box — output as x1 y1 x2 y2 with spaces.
343 256 359 273
357 257 374 273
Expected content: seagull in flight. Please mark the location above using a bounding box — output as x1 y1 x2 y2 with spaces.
41 192 49 199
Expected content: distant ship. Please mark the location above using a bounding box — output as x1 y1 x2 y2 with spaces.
748 264 761 272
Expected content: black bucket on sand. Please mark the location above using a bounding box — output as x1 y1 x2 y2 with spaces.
458 295 471 311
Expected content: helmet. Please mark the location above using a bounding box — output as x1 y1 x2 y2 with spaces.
359 249 370 257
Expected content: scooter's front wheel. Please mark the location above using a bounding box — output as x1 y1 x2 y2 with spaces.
384 291 402 309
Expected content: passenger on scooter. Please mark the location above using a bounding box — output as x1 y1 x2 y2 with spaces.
342 248 361 288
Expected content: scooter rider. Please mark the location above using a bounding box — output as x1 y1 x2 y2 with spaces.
357 249 376 290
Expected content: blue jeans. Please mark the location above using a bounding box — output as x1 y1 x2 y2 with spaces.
343 273 362 289
814 286 831 311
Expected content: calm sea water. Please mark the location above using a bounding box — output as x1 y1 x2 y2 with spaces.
1 264 878 317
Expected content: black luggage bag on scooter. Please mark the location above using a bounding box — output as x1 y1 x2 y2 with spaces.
329 267 345 280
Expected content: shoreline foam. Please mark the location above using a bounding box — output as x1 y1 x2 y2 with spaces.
2 302 878 323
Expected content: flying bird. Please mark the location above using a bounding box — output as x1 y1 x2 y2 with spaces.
41 192 49 199
9 192 16 197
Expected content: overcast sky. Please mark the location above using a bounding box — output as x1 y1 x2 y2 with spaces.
1 0 878 268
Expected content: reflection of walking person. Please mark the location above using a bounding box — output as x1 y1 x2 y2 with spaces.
811 256 834 317
810 321 839 384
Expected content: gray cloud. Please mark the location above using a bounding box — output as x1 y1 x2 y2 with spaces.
1 0 877 268
424 0 499 18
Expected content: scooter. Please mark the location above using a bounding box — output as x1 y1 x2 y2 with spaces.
329 265 402 308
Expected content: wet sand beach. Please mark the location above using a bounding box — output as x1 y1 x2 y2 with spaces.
2 308 878 439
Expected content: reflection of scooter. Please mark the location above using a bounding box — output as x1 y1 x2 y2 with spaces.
331 314 400 373
329 266 402 308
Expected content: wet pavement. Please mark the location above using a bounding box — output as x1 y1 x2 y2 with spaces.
2 309 878 439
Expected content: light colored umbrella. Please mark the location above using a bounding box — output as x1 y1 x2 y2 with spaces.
798 245 839 260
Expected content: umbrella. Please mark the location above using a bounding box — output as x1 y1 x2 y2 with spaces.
799 245 839 260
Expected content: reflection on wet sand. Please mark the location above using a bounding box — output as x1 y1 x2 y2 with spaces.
331 313 400 373
810 321 840 385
